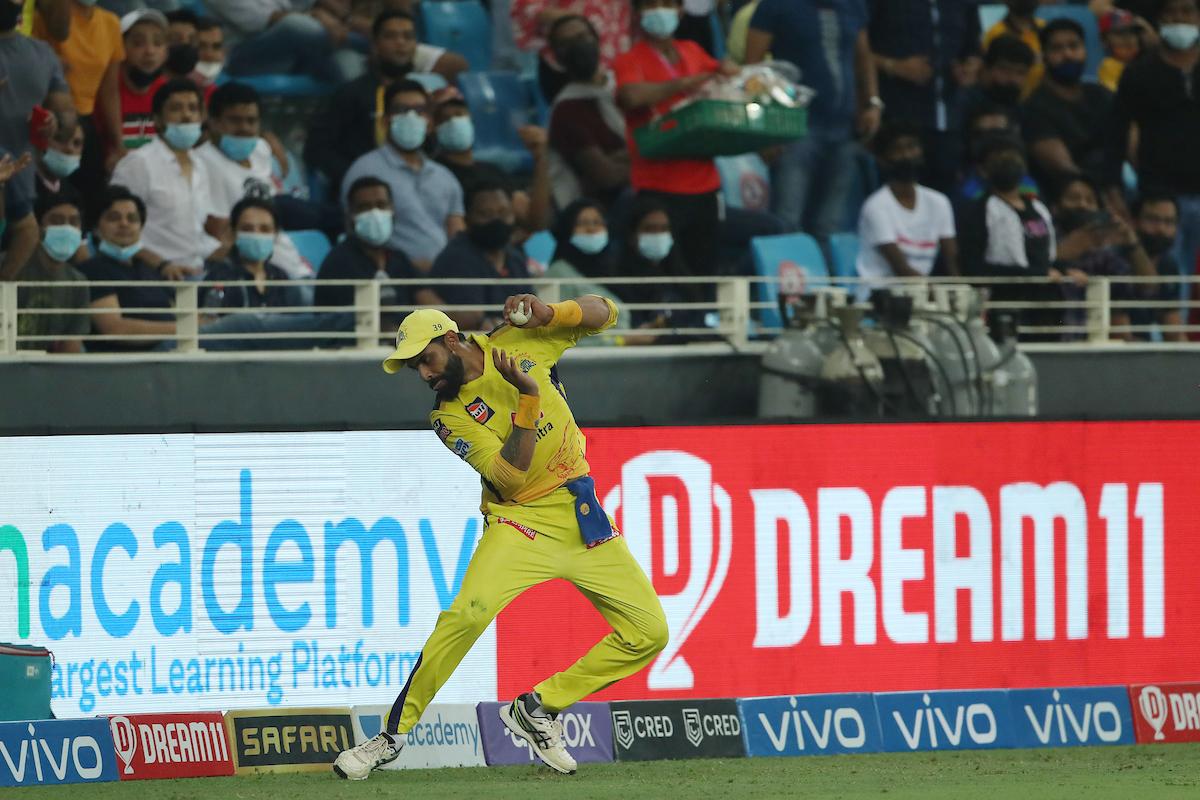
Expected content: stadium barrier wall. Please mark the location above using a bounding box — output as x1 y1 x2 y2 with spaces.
2 683 1197 787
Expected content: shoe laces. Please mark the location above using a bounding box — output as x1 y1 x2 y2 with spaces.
364 734 394 760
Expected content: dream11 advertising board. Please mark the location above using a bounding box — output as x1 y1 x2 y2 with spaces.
494 421 1200 700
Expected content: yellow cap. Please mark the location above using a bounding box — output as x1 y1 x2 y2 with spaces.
381 309 458 374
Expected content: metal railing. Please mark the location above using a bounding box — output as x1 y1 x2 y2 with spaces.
3 274 1200 356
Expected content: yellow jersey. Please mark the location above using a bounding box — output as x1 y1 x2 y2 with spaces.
429 298 618 536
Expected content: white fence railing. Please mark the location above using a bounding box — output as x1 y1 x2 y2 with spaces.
2 274 1199 356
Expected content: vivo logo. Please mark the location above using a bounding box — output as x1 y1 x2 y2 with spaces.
757 697 867 752
0 724 106 784
892 694 998 750
1021 690 1123 745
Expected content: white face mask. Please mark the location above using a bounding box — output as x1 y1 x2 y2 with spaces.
1160 23 1200 51
195 60 223 81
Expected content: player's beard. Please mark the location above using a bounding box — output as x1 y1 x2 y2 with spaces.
436 352 466 401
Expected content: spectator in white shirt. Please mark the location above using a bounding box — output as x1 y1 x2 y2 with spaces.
193 81 336 280
856 119 959 300
111 78 223 277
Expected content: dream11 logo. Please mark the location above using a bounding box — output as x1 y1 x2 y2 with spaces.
603 452 731 691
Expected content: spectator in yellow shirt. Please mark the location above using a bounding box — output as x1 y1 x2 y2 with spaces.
982 0 1045 96
1097 9 1142 90
33 0 124 223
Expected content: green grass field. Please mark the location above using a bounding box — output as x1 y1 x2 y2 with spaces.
3 744 1199 800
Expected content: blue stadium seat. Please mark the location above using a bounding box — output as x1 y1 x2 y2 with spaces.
232 74 335 98
716 154 771 212
407 71 448 93
289 230 332 272
978 4 1006 38
750 233 830 330
458 71 534 173
1036 5 1103 80
523 230 556 272
828 232 860 279
421 1 493 72
709 12 726 60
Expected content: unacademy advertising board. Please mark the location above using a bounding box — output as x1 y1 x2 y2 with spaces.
0 432 493 718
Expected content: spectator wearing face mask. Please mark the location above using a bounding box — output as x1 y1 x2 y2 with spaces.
1049 172 1152 340
34 111 82 207
1125 190 1186 341
959 35 1036 138
1107 0 1200 300
315 175 441 334
111 79 223 277
1021 18 1113 191
99 9 168 169
163 9 214 103
194 17 226 89
200 196 306 314
546 14 629 210
982 0 1045 97
431 91 552 237
340 79 465 272
194 81 336 277
305 11 466 193
428 180 532 331
856 119 958 301
618 195 705 337
78 184 177 351
511 0 631 103
16 190 90 352
957 103 1040 204
958 134 1059 339
616 0 738 279
32 0 124 214
543 199 630 346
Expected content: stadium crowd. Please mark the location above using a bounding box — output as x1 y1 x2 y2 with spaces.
3 0 1199 351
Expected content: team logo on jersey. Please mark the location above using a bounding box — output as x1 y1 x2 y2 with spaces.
466 397 495 423
519 358 536 373
452 438 471 459
433 419 452 441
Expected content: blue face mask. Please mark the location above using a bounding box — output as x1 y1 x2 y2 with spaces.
436 116 475 153
390 111 428 151
218 134 259 162
571 230 608 255
641 8 680 39
42 148 80 178
42 225 81 262
98 238 144 263
638 231 673 262
236 232 275 262
163 122 202 151
354 208 394 246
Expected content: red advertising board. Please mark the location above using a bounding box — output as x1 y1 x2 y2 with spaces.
495 421 1200 700
107 712 234 780
1129 683 1200 743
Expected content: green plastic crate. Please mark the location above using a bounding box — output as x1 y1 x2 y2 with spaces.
634 100 807 160
0 643 53 721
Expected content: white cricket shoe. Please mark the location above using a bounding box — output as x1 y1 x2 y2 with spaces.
332 732 402 780
500 694 577 775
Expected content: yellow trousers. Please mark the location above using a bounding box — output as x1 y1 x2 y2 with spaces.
385 507 668 733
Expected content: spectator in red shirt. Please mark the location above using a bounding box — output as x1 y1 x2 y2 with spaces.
614 0 733 278
99 10 169 171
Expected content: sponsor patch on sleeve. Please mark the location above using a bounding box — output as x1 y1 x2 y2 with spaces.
433 419 452 442
452 438 471 459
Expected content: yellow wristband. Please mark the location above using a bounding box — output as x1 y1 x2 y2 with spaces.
514 393 540 429
547 300 583 329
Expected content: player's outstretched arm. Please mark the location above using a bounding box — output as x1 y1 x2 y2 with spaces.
502 294 615 330
493 348 539 472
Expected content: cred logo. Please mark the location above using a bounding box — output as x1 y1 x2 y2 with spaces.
604 452 732 690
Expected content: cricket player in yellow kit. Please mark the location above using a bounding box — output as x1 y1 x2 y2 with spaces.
333 293 667 779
